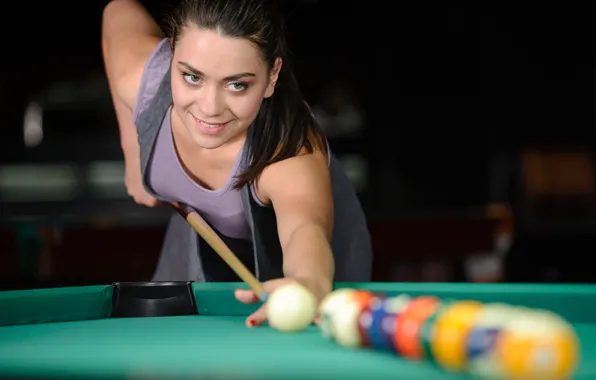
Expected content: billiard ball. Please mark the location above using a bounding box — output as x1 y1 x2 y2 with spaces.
393 296 441 360
357 294 385 348
318 288 356 339
430 300 484 372
331 290 375 348
466 303 522 379
267 282 317 333
368 294 411 352
418 301 451 363
496 309 579 379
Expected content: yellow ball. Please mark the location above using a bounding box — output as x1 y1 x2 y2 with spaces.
497 310 579 379
467 303 526 379
267 283 317 333
430 300 484 372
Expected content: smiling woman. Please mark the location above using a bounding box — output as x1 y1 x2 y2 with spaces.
101 0 372 327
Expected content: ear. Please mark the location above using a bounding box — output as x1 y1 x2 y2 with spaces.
264 57 283 98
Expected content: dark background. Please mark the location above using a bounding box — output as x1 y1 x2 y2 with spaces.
0 1 592 286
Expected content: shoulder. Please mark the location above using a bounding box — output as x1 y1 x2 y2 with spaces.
131 38 173 124
256 148 331 204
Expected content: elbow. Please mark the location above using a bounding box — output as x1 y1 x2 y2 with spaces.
101 2 117 70
101 0 119 40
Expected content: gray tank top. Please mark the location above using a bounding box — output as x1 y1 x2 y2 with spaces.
146 106 251 241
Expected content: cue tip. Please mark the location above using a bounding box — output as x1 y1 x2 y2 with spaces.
260 292 269 303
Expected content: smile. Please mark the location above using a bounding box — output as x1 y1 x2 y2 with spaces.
193 115 232 127
198 120 231 128
192 115 232 135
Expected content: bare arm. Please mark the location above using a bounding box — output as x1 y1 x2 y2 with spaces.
234 150 334 325
101 0 164 206
257 151 335 297
102 0 164 110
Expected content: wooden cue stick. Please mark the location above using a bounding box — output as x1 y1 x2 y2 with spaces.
170 203 268 301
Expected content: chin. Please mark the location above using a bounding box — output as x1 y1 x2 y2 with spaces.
188 126 249 151
189 134 227 150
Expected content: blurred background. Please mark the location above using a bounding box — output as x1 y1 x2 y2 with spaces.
0 1 592 289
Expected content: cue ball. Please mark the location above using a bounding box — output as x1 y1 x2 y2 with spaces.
267 283 317 333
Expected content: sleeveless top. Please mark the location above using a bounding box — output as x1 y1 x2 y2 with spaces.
133 38 373 282
143 106 258 280
147 107 251 241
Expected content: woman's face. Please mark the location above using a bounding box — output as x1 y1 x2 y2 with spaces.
171 25 281 150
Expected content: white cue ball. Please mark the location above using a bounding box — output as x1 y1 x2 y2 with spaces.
267 283 317 332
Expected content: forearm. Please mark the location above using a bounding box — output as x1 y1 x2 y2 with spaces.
111 92 140 161
282 223 334 296
102 28 139 159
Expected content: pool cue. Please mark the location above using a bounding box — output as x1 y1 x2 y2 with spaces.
170 203 269 302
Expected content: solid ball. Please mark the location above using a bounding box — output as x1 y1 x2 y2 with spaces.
369 295 411 352
267 283 317 333
430 300 484 372
393 296 440 359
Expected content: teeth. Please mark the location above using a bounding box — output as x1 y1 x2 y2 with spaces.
200 121 224 129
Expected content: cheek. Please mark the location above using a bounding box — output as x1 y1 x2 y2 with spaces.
230 91 266 120
171 80 194 107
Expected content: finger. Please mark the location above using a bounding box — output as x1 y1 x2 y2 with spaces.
234 278 292 304
234 288 260 304
246 304 268 327
141 195 158 207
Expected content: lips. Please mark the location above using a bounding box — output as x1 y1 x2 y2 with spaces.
192 115 232 135
198 120 230 128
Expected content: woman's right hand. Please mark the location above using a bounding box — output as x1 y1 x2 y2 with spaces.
124 152 159 207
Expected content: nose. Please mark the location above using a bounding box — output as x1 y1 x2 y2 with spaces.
197 85 225 117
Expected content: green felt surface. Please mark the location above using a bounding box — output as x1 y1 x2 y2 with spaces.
0 316 471 380
0 285 112 326
0 282 596 379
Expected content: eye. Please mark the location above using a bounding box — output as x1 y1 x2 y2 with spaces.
227 82 248 92
182 73 202 85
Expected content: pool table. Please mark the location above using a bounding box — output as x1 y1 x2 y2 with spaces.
0 281 595 379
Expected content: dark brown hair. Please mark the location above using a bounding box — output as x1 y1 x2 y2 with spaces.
167 0 327 189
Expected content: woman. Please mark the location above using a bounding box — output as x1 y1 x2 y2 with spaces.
101 0 372 326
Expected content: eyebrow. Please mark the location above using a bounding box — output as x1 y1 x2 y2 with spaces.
177 61 256 81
